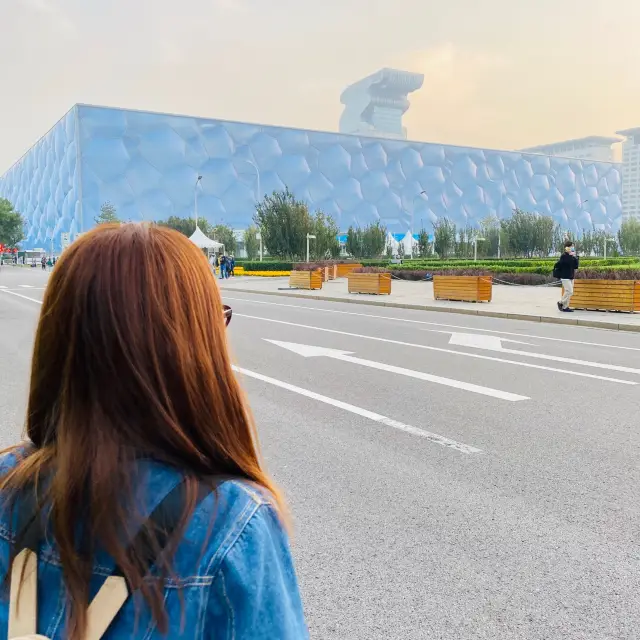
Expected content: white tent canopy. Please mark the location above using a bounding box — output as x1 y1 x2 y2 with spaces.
189 226 223 250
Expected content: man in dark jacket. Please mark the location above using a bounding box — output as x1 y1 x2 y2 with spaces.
554 240 579 312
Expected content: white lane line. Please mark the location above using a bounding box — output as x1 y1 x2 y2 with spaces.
0 285 6 289
234 312 637 385
18 285 33 288
267 340 528 402
233 365 483 454
0 290 43 304
223 295 640 352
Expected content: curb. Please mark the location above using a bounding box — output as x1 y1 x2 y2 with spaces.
222 287 640 333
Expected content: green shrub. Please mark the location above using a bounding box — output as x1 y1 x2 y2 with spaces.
242 261 294 271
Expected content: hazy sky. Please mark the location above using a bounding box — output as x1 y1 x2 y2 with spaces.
1 0 639 173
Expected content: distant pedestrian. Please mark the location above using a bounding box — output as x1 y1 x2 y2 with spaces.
41 256 46 271
230 254 235 276
219 254 227 279
554 240 579 312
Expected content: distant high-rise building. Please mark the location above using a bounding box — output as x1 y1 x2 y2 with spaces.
520 136 620 163
616 128 640 220
339 68 424 140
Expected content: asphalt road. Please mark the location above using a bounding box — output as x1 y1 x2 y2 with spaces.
1 266 639 639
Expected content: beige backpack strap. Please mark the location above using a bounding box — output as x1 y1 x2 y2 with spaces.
84 576 129 640
8 548 38 639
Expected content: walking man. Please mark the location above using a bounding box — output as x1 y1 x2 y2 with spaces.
554 240 579 312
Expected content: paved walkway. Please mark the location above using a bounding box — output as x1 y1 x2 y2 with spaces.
219 276 640 332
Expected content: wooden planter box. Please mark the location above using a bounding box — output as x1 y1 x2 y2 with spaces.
327 264 338 280
433 275 492 302
347 272 392 295
336 263 363 278
289 270 323 290
567 279 640 312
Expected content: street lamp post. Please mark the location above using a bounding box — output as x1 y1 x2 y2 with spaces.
256 231 263 262
306 234 316 263
473 236 486 262
411 191 427 256
194 175 203 229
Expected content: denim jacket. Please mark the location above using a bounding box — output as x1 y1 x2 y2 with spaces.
0 451 308 639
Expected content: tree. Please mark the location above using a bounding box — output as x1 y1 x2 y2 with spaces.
362 221 386 258
211 224 237 255
254 188 311 260
500 208 556 258
479 215 501 258
158 216 198 236
95 202 120 225
244 226 260 260
618 218 640 255
0 198 25 248
433 217 456 259
346 226 363 258
311 211 340 259
345 222 387 258
253 188 339 260
417 229 431 257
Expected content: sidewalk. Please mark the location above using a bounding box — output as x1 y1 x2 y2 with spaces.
219 276 640 332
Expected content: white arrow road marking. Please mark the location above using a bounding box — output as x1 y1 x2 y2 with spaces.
448 333 533 349
233 365 483 454
448 332 640 376
266 339 529 402
233 313 637 385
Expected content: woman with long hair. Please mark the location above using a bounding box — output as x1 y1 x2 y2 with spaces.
0 223 307 639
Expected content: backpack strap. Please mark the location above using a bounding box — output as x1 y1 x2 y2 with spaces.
9 486 42 638
8 477 217 640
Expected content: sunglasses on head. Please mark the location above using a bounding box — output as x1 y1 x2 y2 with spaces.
223 305 232 327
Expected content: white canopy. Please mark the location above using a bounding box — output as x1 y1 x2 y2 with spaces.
189 226 223 250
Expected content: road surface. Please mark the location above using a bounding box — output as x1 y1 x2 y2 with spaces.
1 267 638 639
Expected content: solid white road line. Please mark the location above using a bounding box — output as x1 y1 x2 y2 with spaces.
232 365 483 454
18 285 33 288
234 312 637 385
267 340 529 402
0 290 43 304
223 295 640 352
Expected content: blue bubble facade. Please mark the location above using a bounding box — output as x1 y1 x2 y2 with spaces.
0 104 623 251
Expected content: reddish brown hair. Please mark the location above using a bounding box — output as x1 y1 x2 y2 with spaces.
0 223 282 637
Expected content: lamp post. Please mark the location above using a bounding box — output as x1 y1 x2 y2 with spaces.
194 175 203 229
411 190 427 256
240 159 262 260
496 189 504 259
256 231 263 262
306 233 316 263
473 236 486 262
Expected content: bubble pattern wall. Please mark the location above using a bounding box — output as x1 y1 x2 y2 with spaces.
0 108 80 250
0 104 623 251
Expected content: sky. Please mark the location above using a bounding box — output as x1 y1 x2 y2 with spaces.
1 0 639 173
